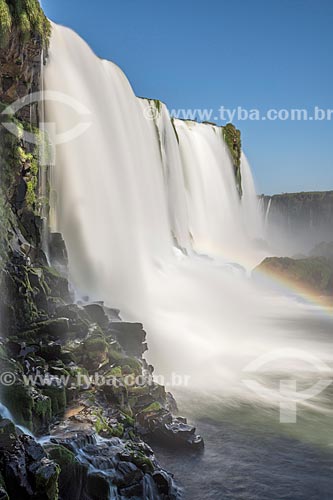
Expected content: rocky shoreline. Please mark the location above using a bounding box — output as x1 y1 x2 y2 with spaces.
0 2 202 498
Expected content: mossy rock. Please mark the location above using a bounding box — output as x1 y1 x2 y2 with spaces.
119 410 135 427
42 383 66 417
0 418 17 451
0 0 51 49
106 366 122 377
1 382 34 429
35 458 60 500
85 335 108 352
45 444 76 468
24 317 70 339
42 266 72 302
141 401 162 414
124 444 154 473
108 347 124 362
66 328 109 370
32 391 52 432
94 409 124 438
113 356 142 376
128 385 151 397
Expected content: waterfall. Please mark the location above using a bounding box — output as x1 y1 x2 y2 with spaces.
265 197 272 227
0 403 33 436
43 23 329 396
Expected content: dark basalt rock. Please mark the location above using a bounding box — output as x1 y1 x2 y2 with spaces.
49 429 180 500
159 418 204 450
138 409 204 451
114 461 144 487
55 303 90 322
108 322 148 358
86 472 110 500
27 318 70 338
19 212 43 249
104 306 121 321
0 486 9 500
83 303 110 328
34 458 60 500
0 422 59 500
48 233 69 270
0 419 17 452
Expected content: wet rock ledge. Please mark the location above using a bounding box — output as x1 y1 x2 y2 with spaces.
0 230 203 499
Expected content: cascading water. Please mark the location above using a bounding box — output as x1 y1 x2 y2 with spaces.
44 23 332 407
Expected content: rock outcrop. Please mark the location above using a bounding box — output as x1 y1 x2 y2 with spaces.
255 256 333 297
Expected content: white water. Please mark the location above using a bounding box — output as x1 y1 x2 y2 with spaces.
44 24 332 403
0 402 34 436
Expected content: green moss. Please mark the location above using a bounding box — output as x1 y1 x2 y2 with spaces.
0 0 12 47
35 461 60 500
153 99 161 113
120 410 135 426
108 347 124 362
142 401 162 413
0 191 10 272
86 336 108 352
18 9 31 41
2 0 52 48
112 422 124 437
93 409 124 438
42 384 66 416
106 366 122 377
46 444 76 468
0 108 44 214
133 455 154 473
1 383 34 429
34 394 52 420
128 385 150 397
222 123 242 197
117 356 142 376
125 444 154 473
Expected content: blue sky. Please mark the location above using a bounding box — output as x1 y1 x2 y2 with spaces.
42 0 333 194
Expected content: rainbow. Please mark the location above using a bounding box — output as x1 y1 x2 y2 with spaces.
255 265 333 315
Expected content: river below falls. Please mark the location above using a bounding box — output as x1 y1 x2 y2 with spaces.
154 414 333 500
153 310 333 500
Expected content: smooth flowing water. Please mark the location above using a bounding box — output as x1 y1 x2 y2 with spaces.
154 310 333 499
44 23 333 385
43 22 333 498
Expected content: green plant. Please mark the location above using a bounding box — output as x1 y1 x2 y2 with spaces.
0 0 12 47
0 0 51 48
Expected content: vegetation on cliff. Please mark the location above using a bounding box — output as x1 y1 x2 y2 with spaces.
223 123 242 196
255 256 333 296
0 0 51 48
